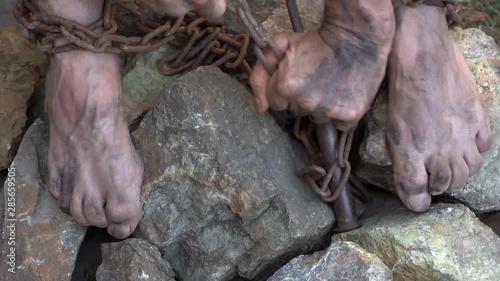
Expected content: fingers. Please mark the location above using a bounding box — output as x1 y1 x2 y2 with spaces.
249 34 292 112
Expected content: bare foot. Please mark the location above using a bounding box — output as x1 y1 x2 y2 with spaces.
387 4 493 212
46 51 144 238
250 0 395 130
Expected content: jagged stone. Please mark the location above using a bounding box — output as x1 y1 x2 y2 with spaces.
0 26 46 170
357 28 500 213
132 66 334 281
0 120 86 280
268 241 392 281
96 238 175 281
333 203 500 281
122 45 178 125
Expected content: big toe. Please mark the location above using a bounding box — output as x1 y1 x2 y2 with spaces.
105 200 141 239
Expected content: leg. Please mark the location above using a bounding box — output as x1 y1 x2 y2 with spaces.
34 0 143 238
387 4 493 211
249 0 396 130
34 0 227 238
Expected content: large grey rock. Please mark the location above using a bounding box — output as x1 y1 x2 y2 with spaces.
132 66 334 281
268 241 392 281
357 28 500 213
122 45 178 125
0 26 46 170
0 120 86 280
96 238 176 281
333 203 500 281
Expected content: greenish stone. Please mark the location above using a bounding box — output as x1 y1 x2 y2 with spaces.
333 203 500 281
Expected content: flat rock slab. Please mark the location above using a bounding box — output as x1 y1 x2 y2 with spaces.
357 28 500 213
97 238 176 281
132 66 334 281
0 120 86 280
333 203 500 281
269 241 392 281
0 26 46 170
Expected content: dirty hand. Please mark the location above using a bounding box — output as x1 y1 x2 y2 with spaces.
137 0 226 20
249 31 388 131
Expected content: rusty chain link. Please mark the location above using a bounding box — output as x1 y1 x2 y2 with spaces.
293 117 368 203
228 0 367 208
14 0 251 76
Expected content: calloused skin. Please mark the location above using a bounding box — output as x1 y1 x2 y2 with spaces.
387 4 493 212
34 0 225 239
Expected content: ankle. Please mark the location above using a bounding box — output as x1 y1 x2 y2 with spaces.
319 0 395 48
32 0 103 25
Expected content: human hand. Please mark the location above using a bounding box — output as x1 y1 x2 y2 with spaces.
249 31 387 130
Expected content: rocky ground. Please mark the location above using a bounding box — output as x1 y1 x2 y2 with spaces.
1 1 500 281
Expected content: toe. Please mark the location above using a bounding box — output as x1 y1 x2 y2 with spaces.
105 199 141 239
58 171 75 215
69 195 88 225
394 159 432 212
83 198 108 228
48 164 62 200
449 157 469 191
476 123 493 153
427 156 452 196
464 149 483 176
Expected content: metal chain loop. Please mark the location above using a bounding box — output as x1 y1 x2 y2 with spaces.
14 0 251 76
294 117 368 203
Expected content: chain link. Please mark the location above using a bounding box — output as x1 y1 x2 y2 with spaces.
293 117 368 203
14 0 251 76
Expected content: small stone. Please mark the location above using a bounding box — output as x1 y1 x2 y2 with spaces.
333 203 500 281
132 66 334 281
268 241 392 281
0 26 46 170
96 238 175 281
357 28 500 213
0 120 86 281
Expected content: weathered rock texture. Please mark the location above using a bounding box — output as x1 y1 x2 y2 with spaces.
0 120 87 280
333 203 500 281
268 241 392 281
357 28 500 213
132 66 334 281
122 45 178 124
97 238 176 281
0 26 46 170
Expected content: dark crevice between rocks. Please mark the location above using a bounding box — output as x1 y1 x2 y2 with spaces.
71 227 123 281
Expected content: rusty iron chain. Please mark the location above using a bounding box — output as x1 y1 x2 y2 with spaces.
14 0 252 77
293 117 368 203
228 0 367 206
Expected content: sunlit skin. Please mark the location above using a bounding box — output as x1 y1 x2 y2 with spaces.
386 4 493 211
33 0 492 239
